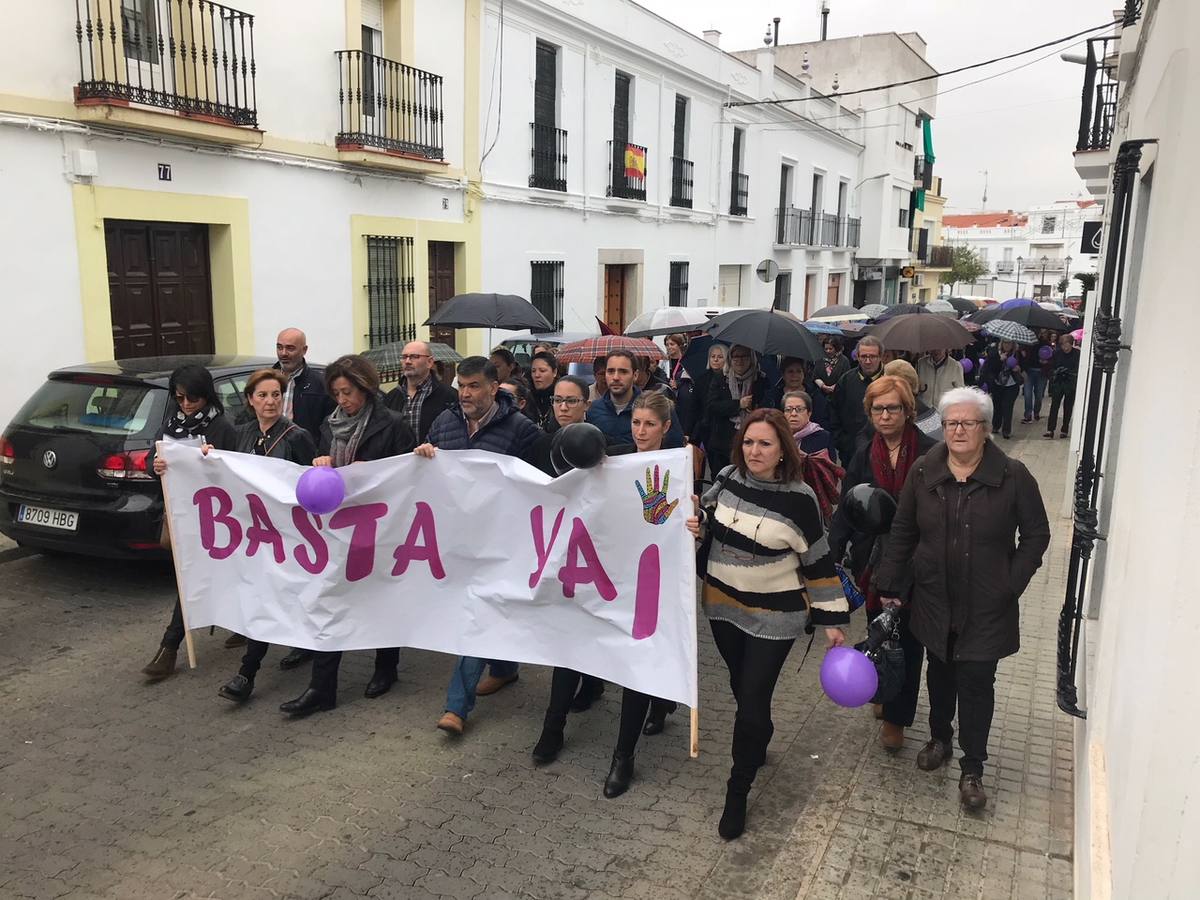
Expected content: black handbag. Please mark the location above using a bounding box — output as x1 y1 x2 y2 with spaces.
855 607 906 706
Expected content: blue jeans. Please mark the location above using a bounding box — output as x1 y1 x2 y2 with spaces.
1023 370 1047 419
444 658 519 719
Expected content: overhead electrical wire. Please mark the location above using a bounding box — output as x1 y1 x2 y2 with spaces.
726 18 1120 109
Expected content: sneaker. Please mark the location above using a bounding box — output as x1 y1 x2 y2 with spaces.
959 773 987 810
1043 430 1055 439
1020 416 1032 425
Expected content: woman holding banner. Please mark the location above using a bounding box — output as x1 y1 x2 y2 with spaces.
215 369 317 704
279 355 416 717
686 408 848 840
600 391 682 798
141 364 240 683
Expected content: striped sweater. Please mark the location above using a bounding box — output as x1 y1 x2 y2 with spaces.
700 466 849 640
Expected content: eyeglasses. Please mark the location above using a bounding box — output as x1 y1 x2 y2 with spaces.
174 392 202 404
783 405 809 414
857 353 881 362
400 353 430 361
870 404 903 416
551 396 584 407
942 419 986 432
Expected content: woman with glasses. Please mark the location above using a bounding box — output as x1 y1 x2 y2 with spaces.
686 408 847 839
705 344 769 480
829 375 937 753
782 390 836 461
141 364 240 682
876 387 1049 811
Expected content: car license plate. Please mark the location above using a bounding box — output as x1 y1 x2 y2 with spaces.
17 505 78 531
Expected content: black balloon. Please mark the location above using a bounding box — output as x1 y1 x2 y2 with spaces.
841 484 897 536
550 423 607 476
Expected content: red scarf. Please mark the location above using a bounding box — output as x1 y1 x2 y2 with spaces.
799 449 844 525
860 424 919 612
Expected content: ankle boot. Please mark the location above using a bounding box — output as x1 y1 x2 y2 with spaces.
532 725 565 765
642 699 678 736
603 752 635 798
141 647 177 682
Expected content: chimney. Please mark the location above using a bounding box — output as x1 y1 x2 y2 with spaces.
756 47 776 99
703 29 721 47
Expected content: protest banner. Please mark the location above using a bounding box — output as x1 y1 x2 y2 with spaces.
161 443 699 707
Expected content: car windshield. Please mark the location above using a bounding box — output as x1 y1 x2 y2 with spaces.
12 379 161 437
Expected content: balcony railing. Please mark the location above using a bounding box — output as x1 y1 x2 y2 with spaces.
845 216 861 247
777 209 861 248
670 157 694 209
74 0 257 126
819 212 841 247
1076 37 1118 152
995 260 1015 274
927 245 955 268
529 123 567 191
776 207 813 245
730 172 749 216
608 140 647 201
336 50 443 160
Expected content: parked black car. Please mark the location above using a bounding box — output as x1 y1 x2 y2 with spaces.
0 355 290 559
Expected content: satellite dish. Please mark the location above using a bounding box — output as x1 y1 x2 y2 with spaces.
756 259 780 283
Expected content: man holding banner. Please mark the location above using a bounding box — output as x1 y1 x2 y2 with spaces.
415 356 543 736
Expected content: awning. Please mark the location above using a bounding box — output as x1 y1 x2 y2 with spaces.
923 118 935 164
913 188 926 212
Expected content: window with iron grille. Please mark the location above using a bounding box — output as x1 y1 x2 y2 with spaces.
669 262 689 307
531 261 564 331
366 236 416 349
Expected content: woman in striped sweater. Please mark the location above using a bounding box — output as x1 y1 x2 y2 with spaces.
687 408 849 840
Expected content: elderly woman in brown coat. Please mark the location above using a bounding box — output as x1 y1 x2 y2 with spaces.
876 386 1050 812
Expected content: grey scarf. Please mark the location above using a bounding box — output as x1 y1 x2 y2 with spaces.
328 402 372 468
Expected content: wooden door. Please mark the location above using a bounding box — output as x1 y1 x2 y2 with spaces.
427 241 457 349
106 220 213 360
604 265 626 333
827 273 842 307
804 273 816 320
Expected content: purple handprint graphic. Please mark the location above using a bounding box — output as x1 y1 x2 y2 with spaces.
635 465 679 525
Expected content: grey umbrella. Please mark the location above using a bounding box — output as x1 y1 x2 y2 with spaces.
424 293 553 331
983 320 1038 345
869 315 974 353
702 309 824 361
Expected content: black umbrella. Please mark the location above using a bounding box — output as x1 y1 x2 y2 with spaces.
702 309 823 362
424 293 553 331
873 303 929 322
869 314 974 353
968 303 1067 332
946 297 979 316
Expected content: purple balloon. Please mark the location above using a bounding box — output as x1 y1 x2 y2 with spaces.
978 357 986 370
960 357 974 375
1006 355 1019 370
1039 345 1054 362
851 348 858 361
820 646 878 708
296 466 345 515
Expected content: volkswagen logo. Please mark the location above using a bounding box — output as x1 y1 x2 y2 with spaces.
42 450 57 469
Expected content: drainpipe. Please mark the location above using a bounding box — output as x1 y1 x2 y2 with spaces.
581 42 589 221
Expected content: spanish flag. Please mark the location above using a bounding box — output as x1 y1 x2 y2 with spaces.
624 144 646 180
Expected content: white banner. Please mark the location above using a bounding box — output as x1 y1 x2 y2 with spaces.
161 443 698 706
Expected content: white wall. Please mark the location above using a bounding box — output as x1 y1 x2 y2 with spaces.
1073 1 1200 896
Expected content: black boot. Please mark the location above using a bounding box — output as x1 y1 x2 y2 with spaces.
603 752 634 798
532 725 565 765
570 677 605 713
718 770 755 840
642 699 678 736
218 673 254 703
364 668 397 699
279 688 336 716
278 647 314 670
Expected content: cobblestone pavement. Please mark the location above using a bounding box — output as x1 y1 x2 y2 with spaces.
0 427 1074 900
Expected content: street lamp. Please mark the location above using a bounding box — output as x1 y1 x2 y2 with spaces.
1064 255 1073 298
1040 255 1049 299
1016 255 1024 298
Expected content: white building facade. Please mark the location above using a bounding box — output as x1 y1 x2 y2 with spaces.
1060 0 1200 896
0 0 482 428
475 0 868 333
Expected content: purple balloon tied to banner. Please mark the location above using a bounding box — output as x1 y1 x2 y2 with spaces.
960 357 974 375
1006 355 1019 370
1039 345 1054 362
296 466 345 515
819 646 878 708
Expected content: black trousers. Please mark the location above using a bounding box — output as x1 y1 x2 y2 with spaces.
614 691 676 756
309 647 400 695
1047 389 1075 433
544 668 603 728
239 640 271 678
925 633 999 776
991 383 1020 437
710 620 795 782
868 607 924 728
160 598 186 650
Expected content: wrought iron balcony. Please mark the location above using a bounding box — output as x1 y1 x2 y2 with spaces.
927 245 955 268
730 172 749 216
74 0 257 126
1076 37 1118 153
995 260 1015 274
336 50 444 160
607 141 647 201
670 157 694 209
845 216 861 247
530 123 567 191
819 212 841 247
775 207 815 246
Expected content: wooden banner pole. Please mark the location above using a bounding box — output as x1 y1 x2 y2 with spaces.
157 441 197 670
690 706 699 758
689 441 700 759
